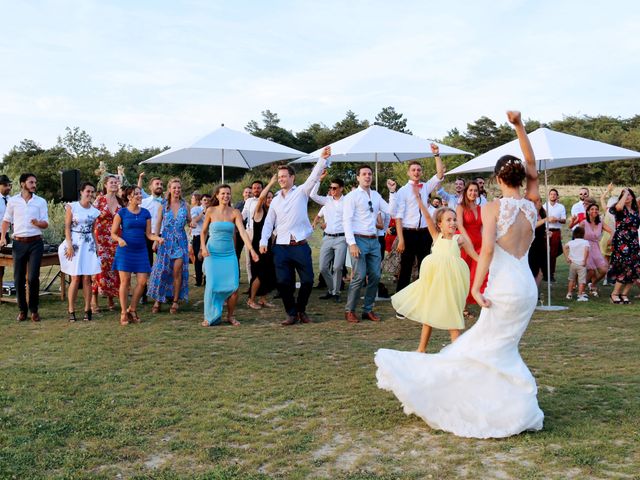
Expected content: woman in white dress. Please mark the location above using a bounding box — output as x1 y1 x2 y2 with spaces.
375 111 544 439
58 182 101 321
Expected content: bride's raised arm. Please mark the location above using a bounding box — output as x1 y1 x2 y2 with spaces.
507 111 539 202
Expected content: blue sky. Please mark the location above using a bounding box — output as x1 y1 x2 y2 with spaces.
1 0 638 155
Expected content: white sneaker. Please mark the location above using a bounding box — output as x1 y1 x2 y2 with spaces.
577 294 589 302
565 293 573 300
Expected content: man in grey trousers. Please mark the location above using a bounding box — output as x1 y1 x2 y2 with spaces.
310 172 346 302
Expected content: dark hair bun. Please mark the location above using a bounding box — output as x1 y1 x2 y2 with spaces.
494 155 526 188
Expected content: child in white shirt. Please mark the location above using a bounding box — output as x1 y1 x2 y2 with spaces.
564 226 590 301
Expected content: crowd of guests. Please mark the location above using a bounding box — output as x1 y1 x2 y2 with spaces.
1 157 639 325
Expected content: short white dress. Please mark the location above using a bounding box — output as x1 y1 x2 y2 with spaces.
58 202 101 276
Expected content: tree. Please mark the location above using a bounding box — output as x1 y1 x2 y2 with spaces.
374 106 411 134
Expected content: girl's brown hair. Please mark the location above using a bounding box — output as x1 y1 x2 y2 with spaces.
434 207 456 232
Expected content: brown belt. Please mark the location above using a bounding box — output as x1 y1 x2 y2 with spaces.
13 235 42 243
354 234 377 239
287 239 307 246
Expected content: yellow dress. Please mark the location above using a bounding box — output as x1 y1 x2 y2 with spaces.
391 234 470 330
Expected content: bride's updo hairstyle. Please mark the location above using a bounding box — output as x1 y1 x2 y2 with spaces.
494 155 526 188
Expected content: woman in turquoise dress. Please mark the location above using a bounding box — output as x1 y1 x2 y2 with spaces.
148 178 191 314
201 184 258 326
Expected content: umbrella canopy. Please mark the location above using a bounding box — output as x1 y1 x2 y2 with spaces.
447 127 640 175
291 125 472 164
140 125 306 182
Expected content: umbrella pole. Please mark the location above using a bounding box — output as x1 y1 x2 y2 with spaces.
536 158 568 312
375 153 379 191
221 150 225 183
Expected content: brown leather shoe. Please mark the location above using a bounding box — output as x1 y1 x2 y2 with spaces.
345 311 359 323
361 311 380 322
16 311 27 322
298 312 312 324
31 312 41 322
281 315 298 326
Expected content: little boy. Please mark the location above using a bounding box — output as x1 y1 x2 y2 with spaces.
564 226 590 301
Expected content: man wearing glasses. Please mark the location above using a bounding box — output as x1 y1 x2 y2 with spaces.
392 144 445 318
569 187 590 229
343 165 391 323
311 172 346 302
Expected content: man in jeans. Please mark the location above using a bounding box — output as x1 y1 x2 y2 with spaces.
343 165 391 323
0 173 49 322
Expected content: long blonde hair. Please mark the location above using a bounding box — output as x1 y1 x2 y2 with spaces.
165 177 183 209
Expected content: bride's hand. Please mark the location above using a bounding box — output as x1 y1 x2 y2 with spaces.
472 289 491 308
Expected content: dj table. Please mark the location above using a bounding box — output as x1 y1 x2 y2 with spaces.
0 251 66 303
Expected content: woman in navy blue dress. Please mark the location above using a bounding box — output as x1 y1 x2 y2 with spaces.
111 186 163 325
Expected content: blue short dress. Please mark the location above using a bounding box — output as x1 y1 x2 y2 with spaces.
113 207 152 273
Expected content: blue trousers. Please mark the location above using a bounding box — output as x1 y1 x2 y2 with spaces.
273 243 314 317
345 236 381 313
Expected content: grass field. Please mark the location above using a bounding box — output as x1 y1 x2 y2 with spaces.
1 226 639 479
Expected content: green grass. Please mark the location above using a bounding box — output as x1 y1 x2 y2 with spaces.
1 231 639 479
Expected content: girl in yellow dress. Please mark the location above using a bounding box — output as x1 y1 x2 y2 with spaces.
392 185 479 352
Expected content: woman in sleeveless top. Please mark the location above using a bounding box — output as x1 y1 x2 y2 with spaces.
248 174 278 309
376 111 544 439
456 181 487 312
58 182 101 321
148 178 191 314
201 184 259 327
579 203 612 297
608 188 640 304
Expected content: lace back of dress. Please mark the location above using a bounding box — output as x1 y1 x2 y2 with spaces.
496 198 537 259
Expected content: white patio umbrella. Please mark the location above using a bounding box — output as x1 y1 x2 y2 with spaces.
447 127 640 311
140 125 306 182
291 125 473 190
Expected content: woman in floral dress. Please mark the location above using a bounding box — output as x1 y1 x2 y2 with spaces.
608 188 640 304
92 175 122 312
148 178 191 314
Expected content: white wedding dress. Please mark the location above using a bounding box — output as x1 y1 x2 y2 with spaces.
375 197 544 439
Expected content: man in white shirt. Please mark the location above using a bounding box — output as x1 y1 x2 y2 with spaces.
544 188 567 282
569 187 589 229
0 175 12 299
190 193 210 287
475 176 488 206
394 144 445 302
242 180 264 284
343 165 391 323
310 173 346 302
140 176 164 303
0 173 49 322
437 177 465 206
260 146 331 325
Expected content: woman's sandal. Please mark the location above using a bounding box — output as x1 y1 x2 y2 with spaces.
227 316 240 326
247 299 262 310
620 295 631 304
610 294 622 304
91 303 100 314
83 310 92 321
151 303 161 314
259 300 276 308
127 309 141 324
170 302 179 314
119 312 130 325
68 311 76 322
108 300 116 312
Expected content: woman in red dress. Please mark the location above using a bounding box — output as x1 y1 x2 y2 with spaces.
456 181 487 313
91 175 123 312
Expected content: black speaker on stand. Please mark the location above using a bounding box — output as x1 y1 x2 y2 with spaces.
60 169 81 202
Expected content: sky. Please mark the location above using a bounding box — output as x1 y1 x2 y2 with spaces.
1 0 639 156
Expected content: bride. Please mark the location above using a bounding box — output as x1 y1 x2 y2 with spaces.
375 111 544 439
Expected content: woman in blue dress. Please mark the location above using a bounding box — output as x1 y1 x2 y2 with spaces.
201 184 258 327
148 178 191 314
111 186 164 325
